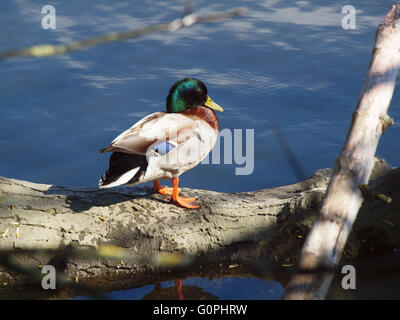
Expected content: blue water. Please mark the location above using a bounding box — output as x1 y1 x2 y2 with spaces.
76 278 283 300
1 0 399 299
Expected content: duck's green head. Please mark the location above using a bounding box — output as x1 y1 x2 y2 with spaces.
166 78 224 113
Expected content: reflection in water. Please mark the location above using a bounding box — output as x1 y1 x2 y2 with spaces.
142 280 217 300
113 275 285 300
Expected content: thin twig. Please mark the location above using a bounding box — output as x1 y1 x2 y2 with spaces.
271 124 307 181
0 8 246 60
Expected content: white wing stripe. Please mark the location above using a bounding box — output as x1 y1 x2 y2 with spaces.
98 167 140 188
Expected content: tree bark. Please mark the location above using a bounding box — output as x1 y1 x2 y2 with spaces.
0 157 399 299
283 4 400 300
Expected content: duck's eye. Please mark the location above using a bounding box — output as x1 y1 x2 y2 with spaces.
153 141 175 155
182 88 204 105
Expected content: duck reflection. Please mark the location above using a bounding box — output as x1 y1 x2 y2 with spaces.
142 280 217 300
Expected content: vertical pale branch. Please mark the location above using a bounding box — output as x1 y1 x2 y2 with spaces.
283 4 400 300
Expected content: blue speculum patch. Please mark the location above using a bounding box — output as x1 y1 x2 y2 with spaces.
153 141 175 155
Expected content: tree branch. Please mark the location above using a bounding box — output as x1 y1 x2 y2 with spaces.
283 4 400 300
0 8 246 59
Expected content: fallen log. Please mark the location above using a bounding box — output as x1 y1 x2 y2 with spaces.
0 156 398 299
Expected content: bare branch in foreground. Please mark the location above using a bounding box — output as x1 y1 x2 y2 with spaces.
0 8 246 59
283 4 400 300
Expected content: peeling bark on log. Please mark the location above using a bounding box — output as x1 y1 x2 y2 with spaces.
283 4 400 300
0 157 398 299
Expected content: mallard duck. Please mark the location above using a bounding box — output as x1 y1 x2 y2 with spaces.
98 78 223 209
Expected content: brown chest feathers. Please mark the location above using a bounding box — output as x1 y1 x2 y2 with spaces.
183 106 219 130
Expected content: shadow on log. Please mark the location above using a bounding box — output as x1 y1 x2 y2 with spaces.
0 156 399 299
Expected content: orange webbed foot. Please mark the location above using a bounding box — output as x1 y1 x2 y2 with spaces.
157 186 176 195
153 180 181 195
170 178 199 210
172 196 199 209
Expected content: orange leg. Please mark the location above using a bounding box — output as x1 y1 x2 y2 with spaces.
170 178 199 209
175 280 183 300
153 180 180 195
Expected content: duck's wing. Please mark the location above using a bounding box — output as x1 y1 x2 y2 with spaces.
99 112 199 155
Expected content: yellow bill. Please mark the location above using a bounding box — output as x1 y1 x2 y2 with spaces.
204 96 224 112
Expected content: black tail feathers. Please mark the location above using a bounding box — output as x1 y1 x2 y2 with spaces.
99 152 148 187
